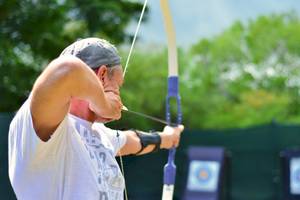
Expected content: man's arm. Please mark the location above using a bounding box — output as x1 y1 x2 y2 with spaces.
118 125 184 156
30 56 122 141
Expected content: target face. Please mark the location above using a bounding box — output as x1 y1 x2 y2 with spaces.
290 157 300 194
187 160 220 192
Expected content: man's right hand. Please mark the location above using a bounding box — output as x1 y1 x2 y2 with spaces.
105 91 123 119
90 91 123 121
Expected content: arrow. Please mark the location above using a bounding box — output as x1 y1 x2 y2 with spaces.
122 106 177 126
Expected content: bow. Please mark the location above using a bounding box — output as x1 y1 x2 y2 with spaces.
160 0 182 199
122 0 181 199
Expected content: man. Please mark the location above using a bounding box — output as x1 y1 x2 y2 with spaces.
8 38 184 200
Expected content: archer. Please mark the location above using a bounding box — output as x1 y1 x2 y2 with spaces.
8 38 184 200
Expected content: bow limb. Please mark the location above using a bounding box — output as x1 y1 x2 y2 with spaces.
160 0 182 200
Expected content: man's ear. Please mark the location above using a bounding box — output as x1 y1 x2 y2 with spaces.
96 65 107 82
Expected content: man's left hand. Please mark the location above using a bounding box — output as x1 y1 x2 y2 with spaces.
159 125 184 149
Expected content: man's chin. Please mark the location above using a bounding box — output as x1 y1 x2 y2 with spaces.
95 117 114 123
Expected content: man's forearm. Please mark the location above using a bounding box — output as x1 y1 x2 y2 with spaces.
118 125 184 156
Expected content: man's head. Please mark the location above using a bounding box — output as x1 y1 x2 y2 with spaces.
60 38 121 69
61 38 124 122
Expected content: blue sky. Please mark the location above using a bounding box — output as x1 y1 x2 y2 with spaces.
127 0 300 48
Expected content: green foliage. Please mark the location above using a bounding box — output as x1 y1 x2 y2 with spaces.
185 12 300 128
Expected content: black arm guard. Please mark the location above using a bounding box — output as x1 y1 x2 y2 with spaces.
133 130 161 155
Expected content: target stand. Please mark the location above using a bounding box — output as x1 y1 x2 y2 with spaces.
183 146 227 200
281 149 300 200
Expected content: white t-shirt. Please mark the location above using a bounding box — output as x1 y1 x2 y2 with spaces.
8 98 127 200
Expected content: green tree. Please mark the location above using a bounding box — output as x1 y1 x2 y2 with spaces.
185 12 300 128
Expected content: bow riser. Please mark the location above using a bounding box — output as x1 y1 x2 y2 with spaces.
162 76 182 200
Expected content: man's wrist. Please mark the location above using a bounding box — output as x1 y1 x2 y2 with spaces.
133 130 161 155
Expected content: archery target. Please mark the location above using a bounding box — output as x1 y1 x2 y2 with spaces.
290 157 300 194
187 160 220 192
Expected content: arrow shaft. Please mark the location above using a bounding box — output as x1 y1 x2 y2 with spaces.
123 109 176 126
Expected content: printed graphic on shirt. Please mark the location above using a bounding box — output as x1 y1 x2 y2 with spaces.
74 122 124 200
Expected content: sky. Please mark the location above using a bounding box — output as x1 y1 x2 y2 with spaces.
126 0 300 48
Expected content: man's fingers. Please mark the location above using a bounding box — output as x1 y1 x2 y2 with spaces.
161 124 184 149
174 139 180 147
177 124 184 132
104 91 123 119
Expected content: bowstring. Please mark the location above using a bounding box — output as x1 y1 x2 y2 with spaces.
117 131 128 200
119 1 148 200
123 0 148 78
